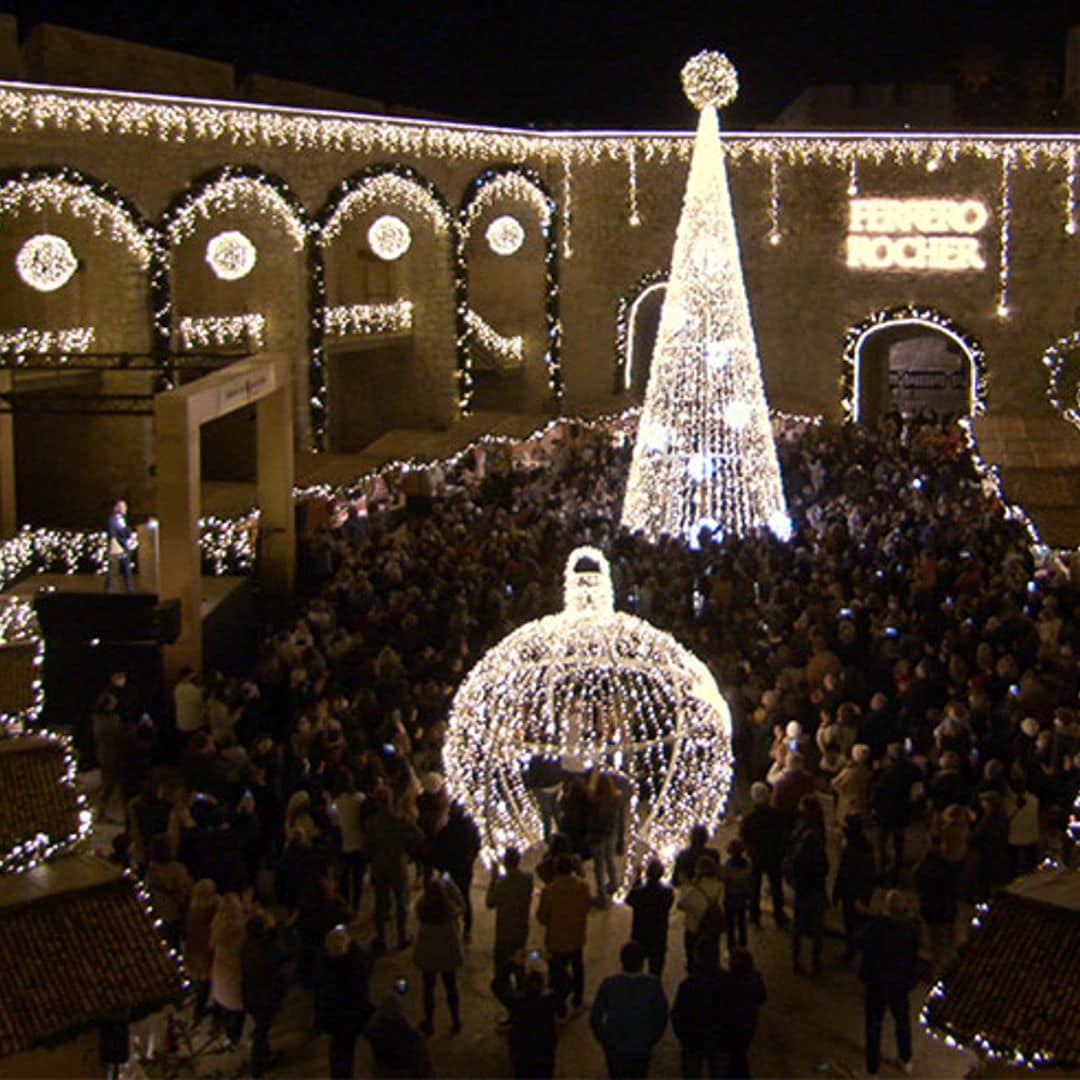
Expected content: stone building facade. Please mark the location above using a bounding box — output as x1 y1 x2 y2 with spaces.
0 22 1077 526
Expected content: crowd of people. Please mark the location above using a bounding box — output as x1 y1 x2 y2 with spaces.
89 408 1079 1078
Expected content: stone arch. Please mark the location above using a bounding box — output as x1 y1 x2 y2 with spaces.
315 165 457 449
161 166 314 450
842 305 988 423
458 166 560 412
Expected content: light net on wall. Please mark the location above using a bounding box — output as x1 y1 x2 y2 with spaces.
443 547 733 895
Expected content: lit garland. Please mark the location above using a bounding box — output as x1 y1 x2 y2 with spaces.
841 305 988 423
125 867 193 993
1042 331 1080 431
1065 146 1077 236
997 151 1013 317
767 158 782 245
680 50 739 110
321 174 448 243
443 547 733 895
627 143 642 227
847 154 860 196
621 53 790 546
561 151 574 259
367 214 412 261
204 229 257 281
165 172 306 251
485 214 525 256
177 313 265 351
614 267 669 391
15 233 79 292
325 300 413 338
0 594 44 730
458 166 562 410
463 308 524 369
0 326 95 357
316 166 454 444
0 170 153 268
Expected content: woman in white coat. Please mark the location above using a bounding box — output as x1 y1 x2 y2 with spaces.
210 891 248 1045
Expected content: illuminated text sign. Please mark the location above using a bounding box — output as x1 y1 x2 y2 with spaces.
846 198 989 272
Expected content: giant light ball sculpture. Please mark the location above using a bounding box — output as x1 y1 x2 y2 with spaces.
444 547 733 895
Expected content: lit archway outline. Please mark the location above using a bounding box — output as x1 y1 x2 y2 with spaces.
614 268 668 393
1042 330 1080 431
842 305 987 422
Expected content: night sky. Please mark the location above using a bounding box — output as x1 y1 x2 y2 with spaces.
1 0 1076 128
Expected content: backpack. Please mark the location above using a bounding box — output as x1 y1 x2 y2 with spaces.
697 886 726 937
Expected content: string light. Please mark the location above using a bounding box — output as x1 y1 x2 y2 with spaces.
1065 146 1077 236
367 214 412 261
443 547 733 896
463 308 524 369
0 326 94 357
204 229 257 280
561 152 573 259
320 174 449 244
1041 331 1080 432
485 215 525 256
847 154 860 196
463 171 553 234
627 144 641 227
15 233 79 292
325 300 413 338
615 268 668 391
767 158 782 245
997 150 1013 317
842 305 988 423
177 313 265 351
621 52 790 546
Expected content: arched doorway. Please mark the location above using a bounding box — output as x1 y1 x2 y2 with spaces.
615 269 667 395
842 306 987 423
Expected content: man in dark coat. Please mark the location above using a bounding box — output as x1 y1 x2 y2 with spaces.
858 890 920 1076
740 782 789 927
314 926 374 1080
870 744 922 885
672 824 720 887
364 786 423 951
241 912 296 1077
626 857 675 978
671 936 736 1078
486 846 534 1014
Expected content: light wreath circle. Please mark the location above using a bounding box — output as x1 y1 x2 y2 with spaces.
367 214 412 261
16 234 78 292
444 547 733 896
681 50 739 110
485 215 526 256
205 230 257 281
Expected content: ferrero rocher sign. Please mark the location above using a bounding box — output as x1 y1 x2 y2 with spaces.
846 197 989 272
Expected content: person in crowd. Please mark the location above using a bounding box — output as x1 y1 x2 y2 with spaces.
786 817 829 975
1007 772 1040 876
241 909 295 1077
676 854 725 973
313 925 374 1079
858 889 920 1077
146 834 193 949
971 790 1012 900
832 744 874 825
870 743 922 885
433 799 481 943
586 768 622 907
626 857 675 978
589 940 669 1078
173 666 205 738
832 814 877 961
413 869 465 1036
365 785 422 952
726 948 767 1079
914 835 958 980
210 891 249 1046
526 754 564 842
671 935 734 1079
92 691 126 822
508 968 560 1080
672 824 720 887
740 782 788 928
721 838 753 954
770 752 817 838
486 846 534 1019
105 497 134 594
184 878 219 1024
537 853 593 1017
365 989 434 1079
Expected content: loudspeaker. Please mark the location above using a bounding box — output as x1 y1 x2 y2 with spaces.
35 592 159 643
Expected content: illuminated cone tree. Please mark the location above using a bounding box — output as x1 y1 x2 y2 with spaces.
621 51 790 546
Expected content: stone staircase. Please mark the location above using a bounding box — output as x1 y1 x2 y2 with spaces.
971 412 1080 549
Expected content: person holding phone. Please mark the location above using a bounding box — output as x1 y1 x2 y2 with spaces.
412 868 465 1036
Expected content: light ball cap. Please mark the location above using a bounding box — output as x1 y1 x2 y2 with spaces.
681 50 739 110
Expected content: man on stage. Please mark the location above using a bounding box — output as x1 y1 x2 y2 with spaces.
106 498 134 594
